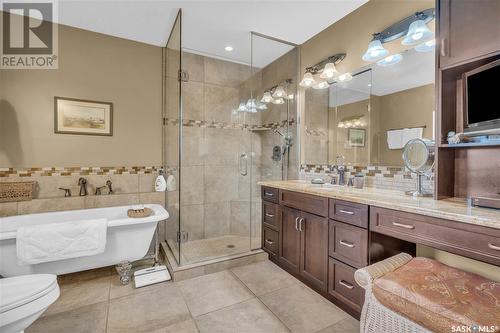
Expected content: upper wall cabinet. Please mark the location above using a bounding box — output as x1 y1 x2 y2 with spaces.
438 0 500 68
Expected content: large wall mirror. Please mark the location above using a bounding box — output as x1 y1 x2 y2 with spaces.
302 47 435 168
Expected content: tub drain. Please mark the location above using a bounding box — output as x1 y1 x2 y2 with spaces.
226 244 235 248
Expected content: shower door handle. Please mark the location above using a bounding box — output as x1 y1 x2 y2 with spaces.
239 153 248 176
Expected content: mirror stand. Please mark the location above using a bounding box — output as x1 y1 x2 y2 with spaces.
405 173 432 197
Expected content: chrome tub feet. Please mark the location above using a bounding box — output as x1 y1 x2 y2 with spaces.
116 261 132 285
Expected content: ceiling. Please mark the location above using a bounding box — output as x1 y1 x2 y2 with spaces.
330 47 435 107
54 0 367 67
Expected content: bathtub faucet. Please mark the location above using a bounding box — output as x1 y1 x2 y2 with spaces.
106 180 113 194
78 177 88 196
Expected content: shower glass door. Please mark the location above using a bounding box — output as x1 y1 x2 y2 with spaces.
249 33 299 250
163 10 182 264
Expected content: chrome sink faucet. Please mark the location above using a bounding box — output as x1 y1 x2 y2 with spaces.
331 155 347 186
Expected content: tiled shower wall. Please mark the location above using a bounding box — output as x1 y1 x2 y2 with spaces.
168 52 262 243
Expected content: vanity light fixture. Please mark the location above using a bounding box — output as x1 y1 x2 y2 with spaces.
361 9 435 62
336 72 353 82
272 85 286 98
300 53 346 89
320 62 339 79
299 72 315 87
257 102 268 110
246 98 257 112
402 18 433 45
261 91 273 103
376 53 403 67
272 97 285 105
237 102 247 112
362 36 388 62
415 39 436 52
313 80 329 90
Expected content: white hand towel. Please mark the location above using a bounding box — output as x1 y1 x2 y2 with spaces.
402 127 424 146
16 218 107 265
387 129 404 149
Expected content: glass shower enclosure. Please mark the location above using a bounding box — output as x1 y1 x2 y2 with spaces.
163 13 299 266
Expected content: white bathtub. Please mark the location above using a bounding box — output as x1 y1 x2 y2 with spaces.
0 204 169 277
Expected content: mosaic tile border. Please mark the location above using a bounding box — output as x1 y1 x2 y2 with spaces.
300 164 415 179
0 166 171 178
164 118 295 130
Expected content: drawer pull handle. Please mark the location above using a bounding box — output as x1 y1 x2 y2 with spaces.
392 221 415 230
265 239 274 246
295 217 300 231
265 213 275 218
264 192 274 197
339 280 354 289
339 240 355 248
488 243 500 251
339 209 354 215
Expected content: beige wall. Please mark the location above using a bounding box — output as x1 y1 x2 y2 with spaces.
378 84 435 166
0 23 162 167
300 0 434 75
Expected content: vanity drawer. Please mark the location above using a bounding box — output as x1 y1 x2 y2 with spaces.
370 207 500 266
263 201 280 230
262 227 279 260
280 190 328 217
262 186 279 203
329 199 368 228
329 220 368 268
328 258 364 312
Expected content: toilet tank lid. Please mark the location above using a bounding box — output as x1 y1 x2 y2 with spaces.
0 274 58 313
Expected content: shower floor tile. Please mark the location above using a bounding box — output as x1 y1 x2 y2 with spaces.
167 235 261 265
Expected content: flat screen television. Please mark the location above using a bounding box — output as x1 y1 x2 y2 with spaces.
463 59 500 134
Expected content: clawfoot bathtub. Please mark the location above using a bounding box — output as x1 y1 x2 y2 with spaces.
0 204 169 277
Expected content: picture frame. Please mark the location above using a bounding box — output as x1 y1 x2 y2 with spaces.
54 97 113 136
348 128 365 147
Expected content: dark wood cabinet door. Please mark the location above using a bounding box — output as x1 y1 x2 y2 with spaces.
279 206 301 274
439 0 500 68
299 212 329 291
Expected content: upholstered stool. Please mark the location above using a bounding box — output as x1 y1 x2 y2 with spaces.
355 253 500 333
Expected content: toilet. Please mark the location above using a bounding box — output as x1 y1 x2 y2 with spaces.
0 274 60 333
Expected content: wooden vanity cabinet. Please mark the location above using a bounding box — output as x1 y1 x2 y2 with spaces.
438 0 500 68
261 187 364 317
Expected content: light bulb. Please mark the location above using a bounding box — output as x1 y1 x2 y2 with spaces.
237 103 247 112
272 98 285 105
272 85 286 98
376 53 403 67
313 80 329 90
287 93 294 100
256 102 267 110
362 39 388 62
320 62 338 79
402 19 433 46
337 73 352 82
415 39 436 52
261 91 273 103
299 72 315 87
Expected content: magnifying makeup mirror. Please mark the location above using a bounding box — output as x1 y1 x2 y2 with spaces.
402 138 434 197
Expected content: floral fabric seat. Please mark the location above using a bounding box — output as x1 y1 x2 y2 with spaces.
372 257 500 333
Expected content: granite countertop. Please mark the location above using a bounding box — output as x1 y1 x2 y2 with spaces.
258 180 500 230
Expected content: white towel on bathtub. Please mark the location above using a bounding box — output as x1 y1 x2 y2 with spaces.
16 218 107 265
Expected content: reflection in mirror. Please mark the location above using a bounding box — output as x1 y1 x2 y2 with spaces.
302 47 435 168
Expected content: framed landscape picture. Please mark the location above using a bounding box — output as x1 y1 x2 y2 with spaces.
348 128 365 147
54 97 113 136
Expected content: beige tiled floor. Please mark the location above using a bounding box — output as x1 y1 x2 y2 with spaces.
27 260 359 333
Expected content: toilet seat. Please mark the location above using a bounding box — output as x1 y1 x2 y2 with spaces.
0 274 60 333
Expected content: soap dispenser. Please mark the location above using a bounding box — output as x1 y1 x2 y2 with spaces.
155 169 167 192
